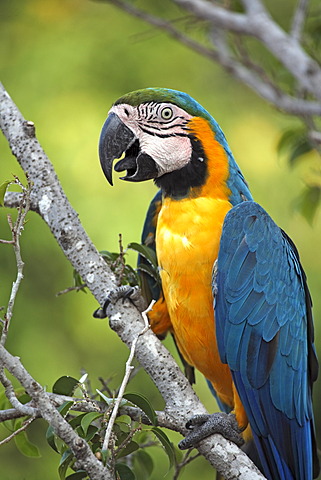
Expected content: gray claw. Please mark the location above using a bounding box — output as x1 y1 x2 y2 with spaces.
93 285 147 318
179 412 244 450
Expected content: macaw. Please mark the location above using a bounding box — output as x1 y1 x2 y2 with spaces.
97 88 319 479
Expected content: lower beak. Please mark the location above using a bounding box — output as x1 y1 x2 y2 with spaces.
99 112 136 186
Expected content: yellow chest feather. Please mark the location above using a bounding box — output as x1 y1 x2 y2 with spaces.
156 196 231 301
156 196 232 387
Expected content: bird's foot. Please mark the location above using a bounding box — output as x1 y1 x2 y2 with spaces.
93 285 147 319
178 412 244 450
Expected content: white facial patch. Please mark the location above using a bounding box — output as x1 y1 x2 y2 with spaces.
140 135 192 175
108 102 193 176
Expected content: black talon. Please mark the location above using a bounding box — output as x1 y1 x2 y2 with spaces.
93 298 110 319
179 412 244 450
93 285 147 319
185 414 210 429
122 286 136 301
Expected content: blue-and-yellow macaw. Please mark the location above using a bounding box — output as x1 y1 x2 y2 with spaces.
97 88 319 479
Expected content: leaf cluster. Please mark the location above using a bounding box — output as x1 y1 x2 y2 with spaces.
44 376 176 480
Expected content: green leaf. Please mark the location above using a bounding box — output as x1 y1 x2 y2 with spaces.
58 401 75 417
96 389 114 405
100 250 120 262
84 424 99 442
277 129 299 156
58 449 74 480
17 393 31 405
14 419 41 458
73 270 87 293
0 180 11 207
288 140 313 166
123 393 157 426
127 242 158 268
69 413 87 430
115 420 130 433
122 264 140 286
151 427 175 469
293 185 321 224
115 415 132 425
137 263 159 282
80 412 103 436
65 472 88 480
0 390 11 410
53 376 79 396
134 450 154 478
116 440 139 459
46 425 60 453
277 128 313 166
115 463 136 480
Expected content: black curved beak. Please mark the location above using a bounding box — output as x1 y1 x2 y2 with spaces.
99 112 136 186
99 112 159 186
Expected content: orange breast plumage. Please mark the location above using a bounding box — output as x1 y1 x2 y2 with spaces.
156 195 235 406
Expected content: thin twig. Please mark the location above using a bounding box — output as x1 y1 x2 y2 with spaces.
56 284 87 296
98 376 115 398
291 0 309 42
0 417 36 447
117 233 125 286
0 239 14 244
116 425 142 453
173 449 201 480
101 300 153 451
0 370 37 417
1 177 31 346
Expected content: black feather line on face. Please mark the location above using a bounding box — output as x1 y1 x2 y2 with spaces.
139 125 188 138
155 135 208 199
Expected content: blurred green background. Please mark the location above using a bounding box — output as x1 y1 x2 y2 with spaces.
0 0 320 478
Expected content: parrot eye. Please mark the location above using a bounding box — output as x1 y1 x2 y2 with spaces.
160 107 173 120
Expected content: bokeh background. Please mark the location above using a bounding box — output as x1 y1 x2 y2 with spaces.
0 1 320 479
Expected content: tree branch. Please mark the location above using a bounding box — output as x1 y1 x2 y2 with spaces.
3 191 39 213
103 0 321 117
1 177 31 346
290 0 309 42
102 302 151 451
0 417 36 447
0 82 265 478
174 0 321 99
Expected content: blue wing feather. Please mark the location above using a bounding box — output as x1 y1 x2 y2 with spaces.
214 201 319 480
139 189 162 302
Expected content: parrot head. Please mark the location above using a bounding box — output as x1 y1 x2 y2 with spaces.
99 88 251 201
99 88 244 199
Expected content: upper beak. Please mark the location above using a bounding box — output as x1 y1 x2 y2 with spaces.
99 112 136 186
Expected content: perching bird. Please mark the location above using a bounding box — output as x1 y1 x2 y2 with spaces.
97 88 319 479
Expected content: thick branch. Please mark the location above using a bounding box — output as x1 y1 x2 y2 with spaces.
104 0 321 117
174 0 321 99
0 83 265 478
3 191 39 212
